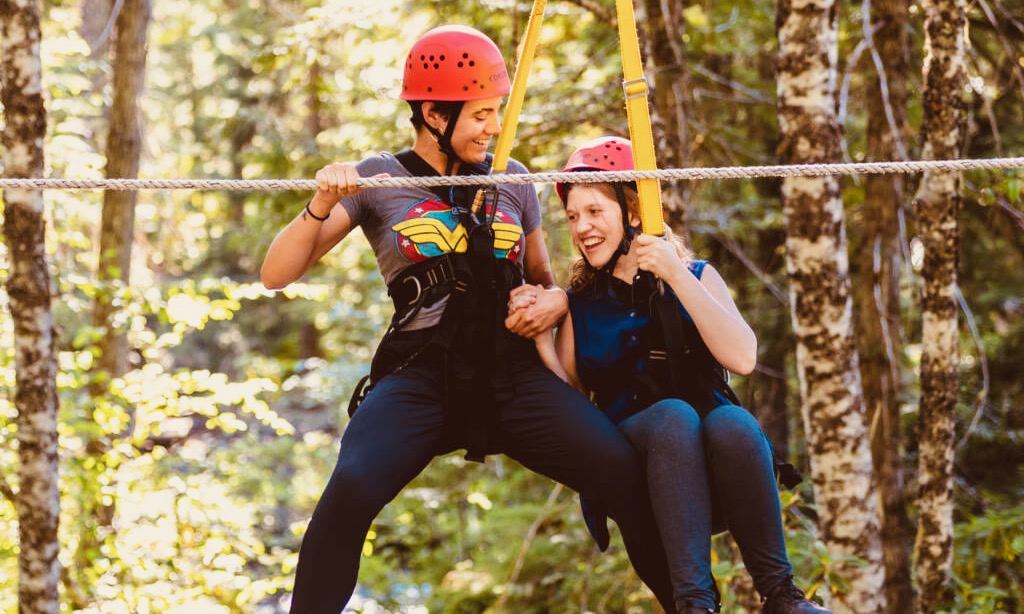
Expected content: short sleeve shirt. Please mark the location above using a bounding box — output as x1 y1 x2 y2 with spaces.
339 152 541 329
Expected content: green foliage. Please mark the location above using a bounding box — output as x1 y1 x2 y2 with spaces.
950 503 1024 613
3 0 1024 611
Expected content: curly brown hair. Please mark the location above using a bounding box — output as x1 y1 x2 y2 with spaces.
564 182 692 292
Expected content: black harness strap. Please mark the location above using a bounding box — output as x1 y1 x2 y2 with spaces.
641 271 803 489
348 149 524 462
394 148 492 209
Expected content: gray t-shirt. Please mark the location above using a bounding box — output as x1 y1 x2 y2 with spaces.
340 152 541 329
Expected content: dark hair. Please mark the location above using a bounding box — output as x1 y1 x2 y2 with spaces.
407 100 463 131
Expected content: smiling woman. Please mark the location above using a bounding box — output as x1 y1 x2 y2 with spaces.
258 25 677 612
522 135 830 613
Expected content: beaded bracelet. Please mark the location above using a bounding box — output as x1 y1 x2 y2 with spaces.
305 201 330 221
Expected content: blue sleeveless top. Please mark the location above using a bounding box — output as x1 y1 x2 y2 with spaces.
569 260 724 423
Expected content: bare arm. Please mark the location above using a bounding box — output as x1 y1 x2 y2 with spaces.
260 162 371 290
554 312 584 391
507 284 583 391
534 330 571 383
634 234 757 375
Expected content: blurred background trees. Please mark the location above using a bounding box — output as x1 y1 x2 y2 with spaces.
2 0 1023 611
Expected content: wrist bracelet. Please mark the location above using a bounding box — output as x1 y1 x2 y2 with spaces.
305 201 330 221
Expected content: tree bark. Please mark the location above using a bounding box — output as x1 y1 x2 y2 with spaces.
1 0 60 611
912 0 966 611
639 0 693 242
91 0 151 383
856 0 915 610
776 0 885 610
77 0 151 602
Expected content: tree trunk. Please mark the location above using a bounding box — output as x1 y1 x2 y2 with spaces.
776 0 885 610
1 0 60 611
77 0 151 602
857 0 915 610
912 0 966 611
639 0 693 242
91 0 151 383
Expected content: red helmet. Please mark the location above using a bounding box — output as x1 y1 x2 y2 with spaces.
401 25 511 102
556 136 634 202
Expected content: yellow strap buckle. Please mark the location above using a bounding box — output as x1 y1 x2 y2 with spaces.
622 77 649 100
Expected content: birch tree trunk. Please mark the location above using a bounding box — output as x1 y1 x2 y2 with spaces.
639 0 693 242
776 0 885 610
857 0 915 610
1 0 60 611
912 0 966 610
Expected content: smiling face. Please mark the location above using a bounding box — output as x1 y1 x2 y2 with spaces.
448 96 502 164
565 184 632 269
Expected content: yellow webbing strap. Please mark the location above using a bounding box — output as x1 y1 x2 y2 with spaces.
615 0 665 236
492 0 547 175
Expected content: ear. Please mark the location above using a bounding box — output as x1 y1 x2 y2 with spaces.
421 102 447 131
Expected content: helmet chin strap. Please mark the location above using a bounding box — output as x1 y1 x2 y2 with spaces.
425 102 465 175
584 183 640 278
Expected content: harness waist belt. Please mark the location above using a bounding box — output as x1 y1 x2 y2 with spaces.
388 254 470 309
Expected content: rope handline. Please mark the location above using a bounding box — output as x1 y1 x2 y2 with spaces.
1 157 1022 191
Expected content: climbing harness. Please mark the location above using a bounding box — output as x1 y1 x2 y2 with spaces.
345 148 531 462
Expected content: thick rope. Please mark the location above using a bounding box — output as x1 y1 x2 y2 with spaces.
0 157 1022 191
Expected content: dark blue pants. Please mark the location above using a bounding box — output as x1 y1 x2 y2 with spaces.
289 353 673 613
620 400 793 611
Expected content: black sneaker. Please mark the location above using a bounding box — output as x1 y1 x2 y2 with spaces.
762 582 831 614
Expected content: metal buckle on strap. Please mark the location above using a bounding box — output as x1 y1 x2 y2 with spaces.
400 275 422 307
622 77 649 100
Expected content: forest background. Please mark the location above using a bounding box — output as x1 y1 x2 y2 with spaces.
1 0 1023 612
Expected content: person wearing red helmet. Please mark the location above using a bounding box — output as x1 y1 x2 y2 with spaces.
262 29 677 612
515 136 832 613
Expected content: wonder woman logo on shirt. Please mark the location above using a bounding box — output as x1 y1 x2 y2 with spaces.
392 197 524 263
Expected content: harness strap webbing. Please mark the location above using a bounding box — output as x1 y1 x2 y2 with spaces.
615 0 664 237
492 0 547 175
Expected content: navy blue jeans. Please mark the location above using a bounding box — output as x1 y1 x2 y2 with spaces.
289 350 674 613
619 400 793 611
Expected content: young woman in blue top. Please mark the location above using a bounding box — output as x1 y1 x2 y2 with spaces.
262 31 676 613
514 136 831 614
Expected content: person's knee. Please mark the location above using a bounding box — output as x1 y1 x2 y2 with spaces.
703 405 766 456
324 459 391 514
645 398 702 433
